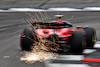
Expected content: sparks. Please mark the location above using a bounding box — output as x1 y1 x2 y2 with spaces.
20 51 57 63
20 12 61 64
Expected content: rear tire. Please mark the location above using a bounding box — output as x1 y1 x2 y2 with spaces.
84 27 96 48
69 31 85 53
20 28 34 51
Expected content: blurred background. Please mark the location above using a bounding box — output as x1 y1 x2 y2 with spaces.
1 0 100 9
0 0 100 67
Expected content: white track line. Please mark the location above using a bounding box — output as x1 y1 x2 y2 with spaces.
44 59 90 67
94 44 100 48
56 55 84 60
9 8 46 12
0 8 46 12
45 63 90 67
94 41 100 48
47 8 81 11
84 7 100 11
1 7 100 12
48 7 100 11
83 49 96 54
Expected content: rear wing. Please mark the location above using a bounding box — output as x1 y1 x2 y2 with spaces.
32 21 72 29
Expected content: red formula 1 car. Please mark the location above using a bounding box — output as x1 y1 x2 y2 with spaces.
20 15 97 53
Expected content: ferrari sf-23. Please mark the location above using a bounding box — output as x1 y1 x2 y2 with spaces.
20 15 97 53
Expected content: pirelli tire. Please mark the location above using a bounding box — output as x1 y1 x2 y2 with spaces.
20 28 34 51
84 27 97 48
69 31 85 53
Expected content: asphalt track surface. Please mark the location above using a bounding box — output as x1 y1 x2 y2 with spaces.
0 11 100 67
